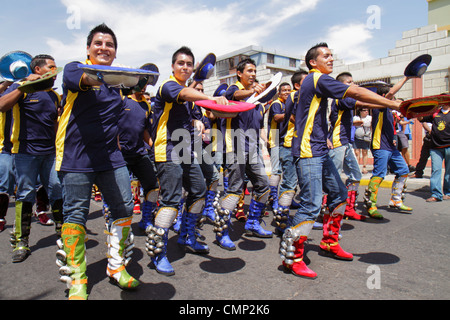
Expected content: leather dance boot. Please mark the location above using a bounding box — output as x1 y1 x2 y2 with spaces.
273 190 295 234
280 221 317 279
138 189 158 230
56 223 88 300
320 203 353 260
106 216 140 289
244 193 273 238
146 207 178 276
269 174 280 212
178 199 209 253
11 201 33 263
203 180 219 222
344 182 365 220
214 194 240 251
389 174 413 213
364 176 384 219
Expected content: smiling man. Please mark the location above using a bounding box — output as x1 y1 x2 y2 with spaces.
149 46 227 276
55 23 139 300
281 42 402 279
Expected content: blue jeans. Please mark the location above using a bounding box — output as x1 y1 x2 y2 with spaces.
371 148 409 178
123 153 159 195
430 147 450 200
279 146 297 195
156 160 206 210
329 143 362 184
225 153 269 198
293 154 347 226
0 153 15 195
198 149 220 188
58 166 133 227
13 153 62 204
270 146 282 175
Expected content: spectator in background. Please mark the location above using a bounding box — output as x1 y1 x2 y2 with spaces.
419 94 450 202
353 108 372 174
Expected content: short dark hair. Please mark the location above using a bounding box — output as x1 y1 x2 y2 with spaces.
236 58 256 82
336 72 353 83
305 42 328 70
291 69 308 86
278 82 291 93
30 54 55 74
172 46 195 65
87 23 118 50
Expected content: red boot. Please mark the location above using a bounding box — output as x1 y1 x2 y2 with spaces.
320 203 353 261
283 236 317 279
344 184 365 221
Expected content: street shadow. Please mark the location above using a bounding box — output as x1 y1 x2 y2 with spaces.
199 256 246 274
354 251 401 264
120 281 176 300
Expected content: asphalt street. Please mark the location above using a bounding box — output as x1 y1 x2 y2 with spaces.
0 168 449 304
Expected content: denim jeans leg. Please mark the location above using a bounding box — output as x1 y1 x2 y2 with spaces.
124 154 159 195
13 153 40 203
245 161 270 199
322 154 348 211
292 156 323 226
0 153 15 195
156 161 183 209
58 171 94 227
388 149 410 177
371 149 390 178
343 144 362 184
279 146 297 195
38 154 62 206
329 145 346 175
182 162 207 210
430 148 444 200
95 166 134 223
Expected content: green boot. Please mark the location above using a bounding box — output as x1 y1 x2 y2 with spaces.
106 216 140 290
58 223 88 300
12 201 33 263
364 177 384 219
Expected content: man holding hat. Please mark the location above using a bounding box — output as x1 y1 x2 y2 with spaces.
281 43 401 279
213 58 273 251
148 46 227 276
0 54 64 263
54 23 139 300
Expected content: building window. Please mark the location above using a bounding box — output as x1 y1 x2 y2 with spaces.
267 54 274 64
289 58 297 68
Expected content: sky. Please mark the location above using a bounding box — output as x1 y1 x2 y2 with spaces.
0 0 428 94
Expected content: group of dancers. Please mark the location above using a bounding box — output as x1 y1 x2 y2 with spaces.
0 23 418 300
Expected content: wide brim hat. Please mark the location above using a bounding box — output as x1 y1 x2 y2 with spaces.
404 54 432 77
18 67 62 93
139 63 159 86
399 94 450 118
193 53 216 82
0 51 33 82
78 64 159 88
360 81 392 93
247 72 282 104
213 83 228 97
196 100 256 118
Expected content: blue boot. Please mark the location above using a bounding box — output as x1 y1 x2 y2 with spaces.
202 190 217 222
245 199 273 238
138 200 156 230
213 195 238 251
269 185 279 212
178 211 209 253
146 226 174 276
